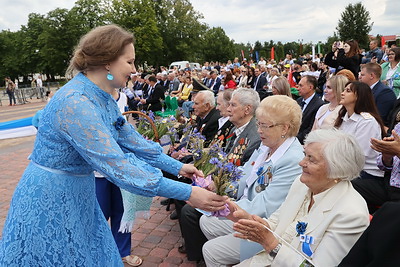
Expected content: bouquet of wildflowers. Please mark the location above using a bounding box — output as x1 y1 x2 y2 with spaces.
135 110 178 144
211 160 243 196
191 142 243 196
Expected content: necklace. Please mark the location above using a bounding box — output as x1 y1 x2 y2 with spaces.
328 104 337 112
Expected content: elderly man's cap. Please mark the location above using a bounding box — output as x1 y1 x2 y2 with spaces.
192 78 212 92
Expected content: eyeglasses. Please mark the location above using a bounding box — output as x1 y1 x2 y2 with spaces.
388 53 395 56
256 121 281 130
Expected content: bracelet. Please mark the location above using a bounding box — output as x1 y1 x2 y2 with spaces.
269 243 282 259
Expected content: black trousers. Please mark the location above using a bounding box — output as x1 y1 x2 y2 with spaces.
352 174 400 213
339 202 400 267
178 204 207 261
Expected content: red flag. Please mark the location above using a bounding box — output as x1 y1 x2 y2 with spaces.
241 50 245 60
270 47 275 60
288 70 296 88
381 36 386 47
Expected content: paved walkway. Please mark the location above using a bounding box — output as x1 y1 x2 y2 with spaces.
0 99 196 267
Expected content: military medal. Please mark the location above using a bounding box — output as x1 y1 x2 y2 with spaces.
255 166 272 193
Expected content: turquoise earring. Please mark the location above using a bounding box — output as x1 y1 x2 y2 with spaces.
107 71 114 81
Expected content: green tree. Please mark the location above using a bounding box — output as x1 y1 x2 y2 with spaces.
0 30 24 80
40 8 74 78
107 0 163 66
69 0 107 32
152 0 208 65
19 13 48 77
336 2 372 49
202 27 235 63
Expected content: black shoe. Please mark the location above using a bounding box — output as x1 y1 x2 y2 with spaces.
178 243 186 254
160 198 170 206
169 210 178 220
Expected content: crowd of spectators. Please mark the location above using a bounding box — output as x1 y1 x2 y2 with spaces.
119 39 400 266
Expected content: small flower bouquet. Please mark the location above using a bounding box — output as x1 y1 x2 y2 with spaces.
212 161 243 196
135 110 179 144
191 143 243 196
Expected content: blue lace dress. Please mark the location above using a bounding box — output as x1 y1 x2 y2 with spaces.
0 73 192 266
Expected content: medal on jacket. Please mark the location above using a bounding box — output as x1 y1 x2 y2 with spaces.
255 166 272 193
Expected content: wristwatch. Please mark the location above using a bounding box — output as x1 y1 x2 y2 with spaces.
269 243 282 259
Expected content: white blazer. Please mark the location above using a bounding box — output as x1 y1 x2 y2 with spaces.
243 177 369 267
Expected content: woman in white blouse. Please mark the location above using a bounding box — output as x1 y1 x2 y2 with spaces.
334 81 386 179
312 75 348 130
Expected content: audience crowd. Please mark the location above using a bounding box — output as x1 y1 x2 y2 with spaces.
3 34 400 266
114 39 400 266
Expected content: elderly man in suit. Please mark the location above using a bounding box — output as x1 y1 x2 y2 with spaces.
167 72 180 95
140 75 164 112
359 62 396 126
296 75 324 144
177 88 262 264
192 90 221 146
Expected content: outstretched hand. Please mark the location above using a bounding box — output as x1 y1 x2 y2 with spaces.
233 215 278 252
179 164 204 179
226 200 252 222
186 186 228 212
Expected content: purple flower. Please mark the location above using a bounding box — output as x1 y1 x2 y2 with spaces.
148 110 155 121
224 162 235 173
209 157 220 165
114 116 125 130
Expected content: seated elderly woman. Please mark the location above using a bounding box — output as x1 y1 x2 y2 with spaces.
200 95 304 265
226 129 369 267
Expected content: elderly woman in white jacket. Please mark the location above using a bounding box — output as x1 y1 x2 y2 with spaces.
228 129 369 267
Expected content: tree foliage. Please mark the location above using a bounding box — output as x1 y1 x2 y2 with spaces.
202 27 235 63
336 2 372 49
0 0 375 84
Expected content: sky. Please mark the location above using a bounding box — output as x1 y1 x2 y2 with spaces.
1 0 399 44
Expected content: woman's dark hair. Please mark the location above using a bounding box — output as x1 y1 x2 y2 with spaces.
247 67 255 76
390 47 400 62
345 39 360 58
334 81 386 137
310 63 318 72
224 71 234 84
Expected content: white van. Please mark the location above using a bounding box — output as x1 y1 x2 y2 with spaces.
169 61 201 71
169 61 189 71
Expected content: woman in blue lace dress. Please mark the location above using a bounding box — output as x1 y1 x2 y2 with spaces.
0 25 226 267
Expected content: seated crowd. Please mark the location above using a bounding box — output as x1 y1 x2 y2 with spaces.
118 40 400 266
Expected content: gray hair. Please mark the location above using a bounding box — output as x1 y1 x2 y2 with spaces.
198 90 216 108
231 88 260 115
304 129 365 181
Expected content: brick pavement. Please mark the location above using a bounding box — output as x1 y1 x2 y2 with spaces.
0 100 197 267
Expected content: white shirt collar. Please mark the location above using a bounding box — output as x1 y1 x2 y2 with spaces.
370 80 379 89
303 92 315 104
234 121 250 136
218 116 230 129
265 137 296 165
342 112 362 122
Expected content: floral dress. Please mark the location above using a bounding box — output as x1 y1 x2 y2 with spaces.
0 73 191 266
